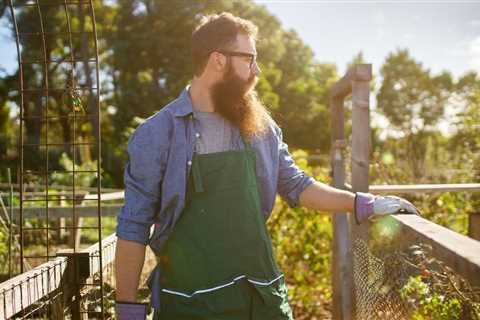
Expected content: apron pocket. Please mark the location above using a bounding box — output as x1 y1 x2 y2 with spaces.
250 276 293 317
159 280 249 316
203 281 250 313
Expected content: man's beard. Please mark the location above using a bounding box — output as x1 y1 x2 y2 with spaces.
210 63 271 139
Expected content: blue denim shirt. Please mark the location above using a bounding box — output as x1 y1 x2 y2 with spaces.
116 86 315 253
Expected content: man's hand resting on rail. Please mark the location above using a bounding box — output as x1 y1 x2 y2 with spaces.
355 192 419 224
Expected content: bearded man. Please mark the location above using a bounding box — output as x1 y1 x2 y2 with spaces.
114 12 418 320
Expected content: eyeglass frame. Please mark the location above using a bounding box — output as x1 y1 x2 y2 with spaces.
214 50 258 70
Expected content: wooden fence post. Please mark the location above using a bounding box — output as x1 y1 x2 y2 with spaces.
56 251 90 320
330 93 353 320
69 193 86 250
468 212 480 241
351 65 372 241
330 64 372 320
59 195 66 241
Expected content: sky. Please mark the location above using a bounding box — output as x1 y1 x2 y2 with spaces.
1 1 479 78
253 0 480 136
254 1 480 80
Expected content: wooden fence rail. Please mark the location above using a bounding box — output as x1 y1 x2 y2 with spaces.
6 184 479 221
392 214 480 287
0 233 117 319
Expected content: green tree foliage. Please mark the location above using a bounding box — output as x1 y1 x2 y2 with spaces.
271 29 337 150
268 150 333 318
101 0 337 185
231 3 338 151
449 71 480 209
376 49 454 178
0 0 114 181
451 72 480 155
1 0 339 185
0 70 16 172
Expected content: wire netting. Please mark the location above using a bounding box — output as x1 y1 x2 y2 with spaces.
1 0 105 318
354 235 480 320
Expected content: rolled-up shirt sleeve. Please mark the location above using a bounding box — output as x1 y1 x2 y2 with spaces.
116 123 167 245
276 126 315 208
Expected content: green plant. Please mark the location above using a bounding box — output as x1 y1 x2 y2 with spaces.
51 153 98 188
268 149 333 318
400 276 462 320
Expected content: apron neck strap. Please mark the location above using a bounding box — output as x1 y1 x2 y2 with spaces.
240 133 251 150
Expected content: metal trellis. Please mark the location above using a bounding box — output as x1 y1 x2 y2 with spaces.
5 0 104 318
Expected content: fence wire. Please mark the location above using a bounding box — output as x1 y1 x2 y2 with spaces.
354 237 480 320
1 234 117 319
2 0 105 317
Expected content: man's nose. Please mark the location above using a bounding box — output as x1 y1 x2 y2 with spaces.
251 61 261 76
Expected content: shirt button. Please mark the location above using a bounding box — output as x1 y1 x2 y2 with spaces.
187 160 192 166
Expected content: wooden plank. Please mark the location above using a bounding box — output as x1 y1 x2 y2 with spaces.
0 257 68 319
369 183 480 193
84 191 124 201
351 77 371 230
0 233 118 319
5 191 89 197
331 213 353 320
69 217 84 250
330 91 354 320
82 233 117 276
393 214 480 287
343 183 480 193
468 213 480 241
0 183 121 193
330 64 373 319
351 78 371 192
350 70 372 320
8 204 123 221
330 64 372 98
330 69 353 98
2 190 125 200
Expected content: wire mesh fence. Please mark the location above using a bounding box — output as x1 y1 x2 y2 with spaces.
2 0 106 317
353 220 480 320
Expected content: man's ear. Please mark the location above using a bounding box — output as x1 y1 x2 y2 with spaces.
210 52 226 72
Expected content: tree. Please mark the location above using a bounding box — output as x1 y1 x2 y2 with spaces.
104 0 335 185
450 72 480 181
0 69 16 175
270 29 338 151
376 49 453 177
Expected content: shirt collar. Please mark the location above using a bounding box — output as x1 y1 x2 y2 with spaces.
172 85 194 117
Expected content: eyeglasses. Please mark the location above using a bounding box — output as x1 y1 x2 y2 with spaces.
216 50 257 69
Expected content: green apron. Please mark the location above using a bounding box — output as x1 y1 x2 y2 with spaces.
153 140 293 320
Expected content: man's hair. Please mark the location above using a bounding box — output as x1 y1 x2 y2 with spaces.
191 12 258 76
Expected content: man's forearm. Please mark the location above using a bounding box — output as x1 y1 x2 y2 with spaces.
299 181 355 213
115 238 146 302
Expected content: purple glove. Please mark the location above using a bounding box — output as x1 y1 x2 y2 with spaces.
115 302 148 320
354 192 419 224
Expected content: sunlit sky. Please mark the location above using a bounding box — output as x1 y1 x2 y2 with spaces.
1 1 479 135
254 1 480 136
1 1 479 78
254 1 480 80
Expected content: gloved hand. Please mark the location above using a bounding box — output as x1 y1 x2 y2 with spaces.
115 301 148 320
354 192 419 224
